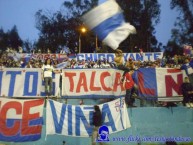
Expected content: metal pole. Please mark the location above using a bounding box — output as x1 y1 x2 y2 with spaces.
79 34 81 53
95 35 98 52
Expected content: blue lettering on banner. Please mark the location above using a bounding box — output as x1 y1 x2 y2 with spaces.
77 54 84 61
123 53 129 61
102 104 116 131
6 71 21 97
75 106 92 136
83 107 94 125
136 54 143 61
23 72 38 96
49 100 120 136
106 54 114 62
145 53 152 60
68 105 73 135
93 53 98 61
129 54 135 61
154 52 161 60
98 54 105 60
0 69 60 97
50 101 66 134
50 100 93 136
85 54 93 61
76 53 163 62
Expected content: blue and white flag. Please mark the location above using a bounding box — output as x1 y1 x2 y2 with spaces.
82 0 136 50
56 61 68 69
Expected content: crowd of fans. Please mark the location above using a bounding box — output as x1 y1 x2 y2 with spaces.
0 47 193 70
1 47 193 107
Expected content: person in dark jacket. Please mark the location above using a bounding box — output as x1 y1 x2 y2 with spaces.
181 77 193 107
92 105 104 145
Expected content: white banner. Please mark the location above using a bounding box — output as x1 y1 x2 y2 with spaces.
0 68 60 97
156 68 185 101
62 69 126 98
76 52 163 62
46 98 130 137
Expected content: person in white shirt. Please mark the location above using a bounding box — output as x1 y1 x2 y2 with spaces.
47 48 51 54
0 62 4 69
101 60 111 68
18 46 23 53
42 58 54 97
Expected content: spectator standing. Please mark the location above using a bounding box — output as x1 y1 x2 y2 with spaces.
114 50 130 77
181 77 193 107
122 70 135 107
47 48 51 54
0 62 4 69
38 48 41 53
25 61 32 68
101 60 110 68
18 46 23 53
91 105 104 145
42 58 54 97
125 58 135 70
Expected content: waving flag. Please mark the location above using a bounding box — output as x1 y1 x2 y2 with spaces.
82 0 136 50
56 61 68 69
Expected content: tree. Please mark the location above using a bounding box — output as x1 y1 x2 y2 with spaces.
0 26 23 51
8 25 23 50
0 28 8 51
117 0 161 52
166 0 193 55
35 0 162 53
23 39 36 53
35 10 67 53
35 0 98 53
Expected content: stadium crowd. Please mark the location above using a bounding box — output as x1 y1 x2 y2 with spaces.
0 47 193 70
0 47 193 108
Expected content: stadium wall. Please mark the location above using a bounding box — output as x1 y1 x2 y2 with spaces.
0 106 193 145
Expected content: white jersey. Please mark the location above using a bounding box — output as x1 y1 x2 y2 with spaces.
42 64 54 77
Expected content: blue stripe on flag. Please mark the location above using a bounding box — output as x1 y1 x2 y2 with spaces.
0 119 42 142
92 12 124 40
82 0 136 50
98 0 107 5
0 133 41 142
137 68 158 98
